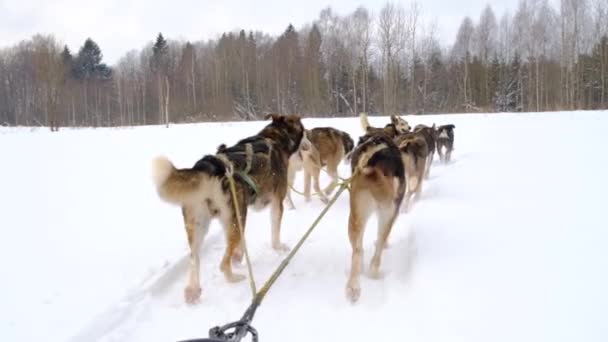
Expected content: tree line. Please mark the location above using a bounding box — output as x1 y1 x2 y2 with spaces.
0 0 607 128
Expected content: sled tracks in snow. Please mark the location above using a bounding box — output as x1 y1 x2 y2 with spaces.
67 234 223 342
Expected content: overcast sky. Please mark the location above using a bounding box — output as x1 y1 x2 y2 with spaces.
0 0 527 65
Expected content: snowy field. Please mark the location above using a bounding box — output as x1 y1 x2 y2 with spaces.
1 111 608 342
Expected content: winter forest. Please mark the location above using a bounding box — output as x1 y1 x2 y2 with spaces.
0 0 607 128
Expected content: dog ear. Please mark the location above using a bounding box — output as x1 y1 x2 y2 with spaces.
390 115 399 125
447 124 455 129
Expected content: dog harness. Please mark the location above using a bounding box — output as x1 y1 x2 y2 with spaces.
215 138 274 203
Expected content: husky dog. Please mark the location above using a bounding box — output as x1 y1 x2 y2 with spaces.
394 132 429 212
345 133 406 303
413 124 437 179
436 124 455 163
151 114 304 303
359 112 410 138
286 127 354 207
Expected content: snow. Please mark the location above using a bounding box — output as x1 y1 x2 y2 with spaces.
1 111 607 342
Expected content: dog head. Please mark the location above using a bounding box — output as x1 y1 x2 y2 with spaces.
390 115 411 134
263 113 305 154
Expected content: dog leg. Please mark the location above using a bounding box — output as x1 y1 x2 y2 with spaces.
323 161 340 196
413 180 423 204
285 189 296 210
412 164 425 204
286 163 297 210
312 166 329 204
369 205 398 279
437 144 444 163
183 205 210 304
446 143 453 163
219 204 247 283
303 170 312 202
271 195 289 251
346 189 371 303
402 191 413 213
425 153 433 179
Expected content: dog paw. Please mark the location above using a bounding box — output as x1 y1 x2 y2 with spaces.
225 273 246 283
345 283 361 303
272 243 291 252
367 268 384 280
184 286 202 304
320 196 329 204
305 197 312 203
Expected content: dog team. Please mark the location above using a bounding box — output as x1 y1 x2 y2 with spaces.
152 113 456 304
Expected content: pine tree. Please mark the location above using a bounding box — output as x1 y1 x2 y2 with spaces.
61 46 72 66
152 33 169 73
74 38 111 80
151 33 170 126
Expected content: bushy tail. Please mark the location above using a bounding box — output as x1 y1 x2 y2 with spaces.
359 112 371 132
151 156 209 206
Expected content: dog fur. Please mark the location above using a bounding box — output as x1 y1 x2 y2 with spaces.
436 124 455 163
286 127 354 207
394 132 429 212
359 112 410 138
345 133 406 303
152 113 304 304
413 124 437 179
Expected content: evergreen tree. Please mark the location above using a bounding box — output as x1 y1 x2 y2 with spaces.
61 45 72 66
74 38 111 80
152 33 169 74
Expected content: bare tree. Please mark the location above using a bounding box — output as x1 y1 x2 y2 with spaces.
452 17 475 108
405 2 421 112
377 2 406 114
342 7 373 115
474 5 498 107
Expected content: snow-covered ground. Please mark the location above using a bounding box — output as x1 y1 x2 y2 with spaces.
1 111 607 342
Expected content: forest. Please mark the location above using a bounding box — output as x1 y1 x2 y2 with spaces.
0 0 607 128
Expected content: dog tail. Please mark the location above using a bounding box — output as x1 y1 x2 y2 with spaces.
152 156 217 206
359 112 371 132
360 166 401 198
